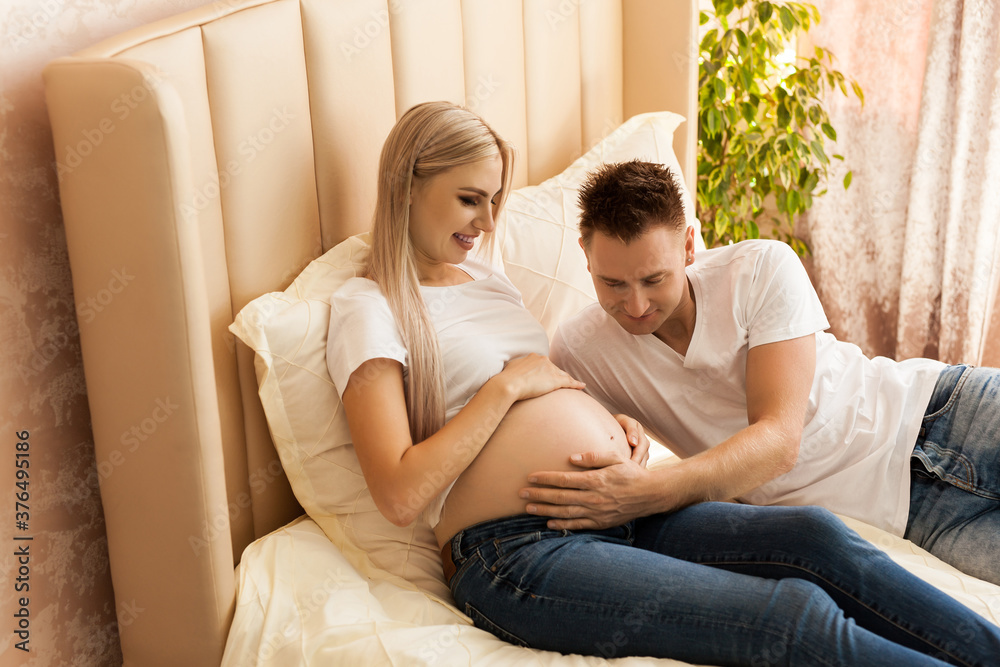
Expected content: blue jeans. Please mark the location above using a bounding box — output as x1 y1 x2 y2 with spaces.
446 504 1000 666
906 365 1000 584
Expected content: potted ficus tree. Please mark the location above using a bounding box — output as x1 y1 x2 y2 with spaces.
697 0 863 254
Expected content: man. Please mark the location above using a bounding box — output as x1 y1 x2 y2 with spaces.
521 159 1000 585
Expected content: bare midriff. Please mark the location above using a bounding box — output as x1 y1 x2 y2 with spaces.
433 388 631 546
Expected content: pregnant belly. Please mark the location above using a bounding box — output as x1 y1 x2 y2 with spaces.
433 388 630 545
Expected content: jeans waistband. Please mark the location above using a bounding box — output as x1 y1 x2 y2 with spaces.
447 514 633 560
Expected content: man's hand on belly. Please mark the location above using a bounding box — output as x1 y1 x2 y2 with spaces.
520 451 660 530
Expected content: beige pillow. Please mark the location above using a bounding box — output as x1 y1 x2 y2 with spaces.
229 111 695 599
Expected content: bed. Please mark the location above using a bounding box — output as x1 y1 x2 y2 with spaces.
41 1 1000 665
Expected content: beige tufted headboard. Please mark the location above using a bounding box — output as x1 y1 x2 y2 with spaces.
42 1 697 664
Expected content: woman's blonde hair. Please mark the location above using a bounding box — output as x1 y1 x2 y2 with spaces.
367 101 515 443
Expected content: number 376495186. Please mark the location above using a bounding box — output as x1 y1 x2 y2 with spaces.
15 431 30 529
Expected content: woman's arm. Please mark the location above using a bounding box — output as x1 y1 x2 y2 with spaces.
342 353 585 527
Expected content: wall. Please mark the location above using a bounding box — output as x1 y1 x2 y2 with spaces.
0 2 215 665
1 1 998 665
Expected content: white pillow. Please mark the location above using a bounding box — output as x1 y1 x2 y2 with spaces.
230 234 452 600
229 111 695 601
499 110 702 337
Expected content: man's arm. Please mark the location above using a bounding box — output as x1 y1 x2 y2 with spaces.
520 333 816 529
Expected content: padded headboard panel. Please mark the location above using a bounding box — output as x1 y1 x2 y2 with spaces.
43 1 697 664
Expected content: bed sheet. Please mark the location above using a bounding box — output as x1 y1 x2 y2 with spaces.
222 508 1000 667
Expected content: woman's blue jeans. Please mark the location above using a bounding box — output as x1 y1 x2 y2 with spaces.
446 504 1000 666
906 365 1000 585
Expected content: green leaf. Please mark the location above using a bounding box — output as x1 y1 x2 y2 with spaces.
736 152 748 175
716 0 736 17
707 108 722 136
701 28 719 52
700 11 710 25
843 171 853 189
777 103 790 128
714 77 727 100
778 166 791 189
852 80 866 106
714 210 728 237
758 1 773 24
736 28 749 50
810 139 829 164
794 105 807 128
821 122 837 141
787 189 800 213
779 6 796 32
787 132 800 152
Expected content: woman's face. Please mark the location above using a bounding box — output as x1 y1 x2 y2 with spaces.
408 153 503 283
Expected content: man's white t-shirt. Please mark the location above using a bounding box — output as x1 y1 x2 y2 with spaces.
551 240 945 535
327 256 550 528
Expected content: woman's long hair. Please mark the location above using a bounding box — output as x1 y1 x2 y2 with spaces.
367 101 515 443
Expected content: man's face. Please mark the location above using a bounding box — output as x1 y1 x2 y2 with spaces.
582 225 695 336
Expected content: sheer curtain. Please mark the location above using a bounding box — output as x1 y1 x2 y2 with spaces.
803 0 1000 365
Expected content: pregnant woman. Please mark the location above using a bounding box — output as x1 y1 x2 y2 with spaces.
327 101 1000 666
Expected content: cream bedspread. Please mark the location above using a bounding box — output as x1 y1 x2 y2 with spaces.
222 510 1000 667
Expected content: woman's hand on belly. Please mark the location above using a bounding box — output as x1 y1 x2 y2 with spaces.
494 353 586 401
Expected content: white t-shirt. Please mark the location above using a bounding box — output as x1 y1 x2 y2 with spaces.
327 256 549 527
551 240 945 535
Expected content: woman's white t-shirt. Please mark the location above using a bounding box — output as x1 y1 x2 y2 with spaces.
327 256 549 528
552 240 945 535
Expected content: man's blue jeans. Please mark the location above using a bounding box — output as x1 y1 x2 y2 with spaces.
907 364 1000 584
446 504 1000 665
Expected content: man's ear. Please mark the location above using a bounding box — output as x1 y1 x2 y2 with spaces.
578 237 591 272
684 225 696 258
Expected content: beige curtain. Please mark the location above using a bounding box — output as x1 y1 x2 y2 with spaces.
804 0 1000 365
897 0 1000 363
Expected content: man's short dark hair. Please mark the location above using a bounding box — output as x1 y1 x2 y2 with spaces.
577 160 686 247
